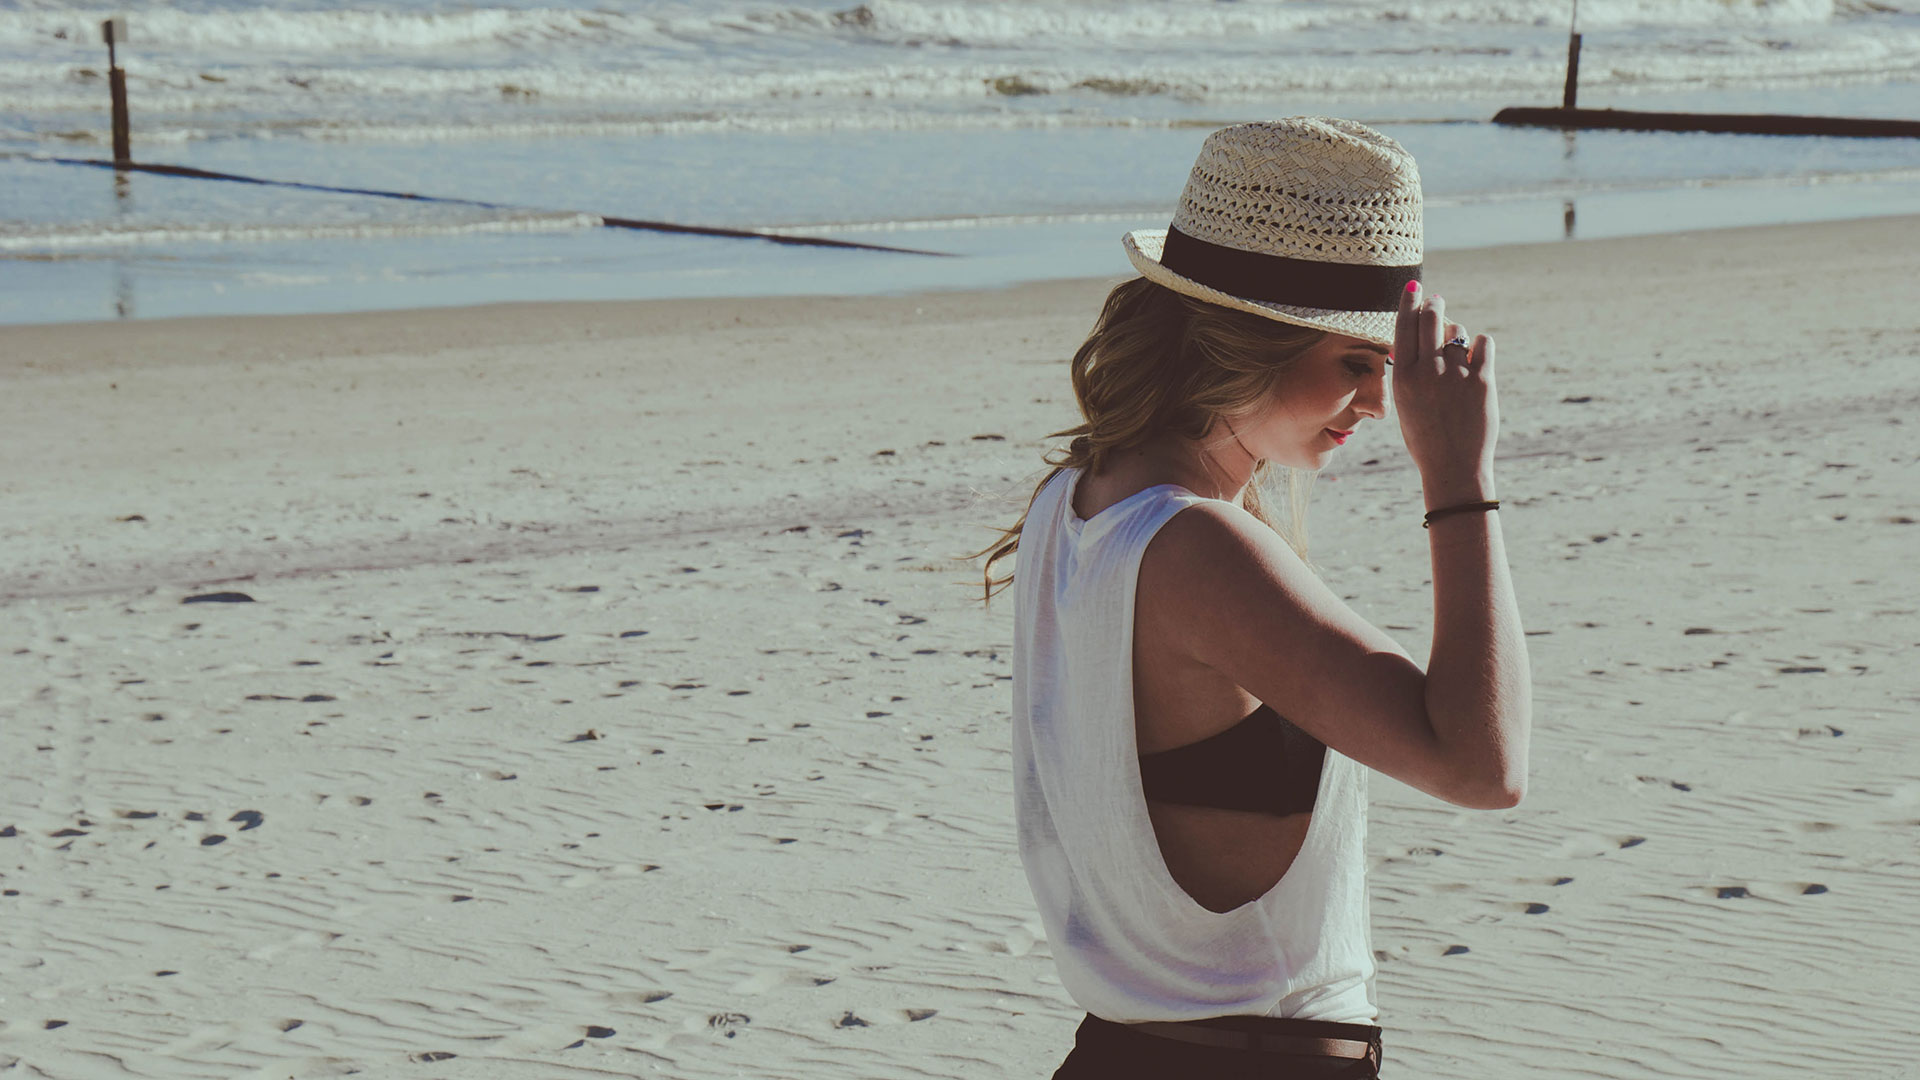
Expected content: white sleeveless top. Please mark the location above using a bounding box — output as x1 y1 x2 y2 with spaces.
1011 466 1378 1024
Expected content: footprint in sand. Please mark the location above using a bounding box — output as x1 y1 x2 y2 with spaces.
158 1016 308 1056
1794 821 1844 833
728 969 838 994
697 1013 751 1039
1701 880 1830 900
980 925 1037 957
1634 775 1692 792
607 990 673 1007
833 1008 939 1028
859 807 932 837
246 929 342 961
560 863 658 889
263 1056 372 1075
1552 832 1641 858
561 1025 618 1049
490 1023 611 1054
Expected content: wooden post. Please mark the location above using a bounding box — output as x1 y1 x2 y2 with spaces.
1562 1 1581 110
102 17 131 168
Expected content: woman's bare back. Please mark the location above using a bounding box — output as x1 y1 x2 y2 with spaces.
1072 468 1315 914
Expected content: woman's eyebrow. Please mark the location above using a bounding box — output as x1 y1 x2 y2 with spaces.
1348 345 1393 367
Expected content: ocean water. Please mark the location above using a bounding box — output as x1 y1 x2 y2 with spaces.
3 0 1919 323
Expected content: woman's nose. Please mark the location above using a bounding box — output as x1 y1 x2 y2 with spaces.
1355 382 1388 420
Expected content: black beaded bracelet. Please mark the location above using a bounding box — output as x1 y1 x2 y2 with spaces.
1423 500 1501 528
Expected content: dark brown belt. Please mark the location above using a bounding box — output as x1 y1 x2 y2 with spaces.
1128 1021 1373 1059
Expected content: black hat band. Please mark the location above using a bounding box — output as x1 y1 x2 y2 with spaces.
1160 226 1421 313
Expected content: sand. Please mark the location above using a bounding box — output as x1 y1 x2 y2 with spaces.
2 213 1918 1079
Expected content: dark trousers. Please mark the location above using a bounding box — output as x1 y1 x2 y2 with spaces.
1052 1014 1383 1079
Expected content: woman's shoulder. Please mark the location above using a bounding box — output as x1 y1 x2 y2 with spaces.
1139 498 1297 611
1147 495 1273 558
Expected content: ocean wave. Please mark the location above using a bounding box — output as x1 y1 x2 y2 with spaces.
5 0 1916 148
1 6 670 54
9 38 1917 135
832 0 1855 45
8 0 1908 62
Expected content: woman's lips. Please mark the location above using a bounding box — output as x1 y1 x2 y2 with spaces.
1325 428 1352 444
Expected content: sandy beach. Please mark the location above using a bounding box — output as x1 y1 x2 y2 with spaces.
3 213 1918 1078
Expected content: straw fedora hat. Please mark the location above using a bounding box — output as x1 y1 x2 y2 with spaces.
1124 117 1423 347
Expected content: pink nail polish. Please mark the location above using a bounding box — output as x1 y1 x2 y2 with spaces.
1405 280 1419 293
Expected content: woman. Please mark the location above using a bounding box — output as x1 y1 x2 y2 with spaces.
971 119 1533 1077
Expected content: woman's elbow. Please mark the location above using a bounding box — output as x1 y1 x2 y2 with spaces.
1476 769 1527 809
1449 769 1526 810
1483 780 1525 809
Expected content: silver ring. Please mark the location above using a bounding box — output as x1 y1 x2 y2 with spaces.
1444 336 1469 351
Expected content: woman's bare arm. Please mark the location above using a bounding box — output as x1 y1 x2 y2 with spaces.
1141 500 1530 810
1421 468 1532 806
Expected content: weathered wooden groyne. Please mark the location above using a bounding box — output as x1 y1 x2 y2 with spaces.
1493 107 1920 138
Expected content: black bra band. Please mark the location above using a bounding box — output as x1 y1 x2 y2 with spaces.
1159 226 1421 312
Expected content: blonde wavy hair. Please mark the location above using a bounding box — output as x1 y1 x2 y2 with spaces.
968 277 1328 605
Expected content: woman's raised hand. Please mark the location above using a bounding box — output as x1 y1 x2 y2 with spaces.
1391 282 1499 500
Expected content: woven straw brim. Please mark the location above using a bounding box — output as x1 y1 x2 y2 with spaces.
1123 229 1396 347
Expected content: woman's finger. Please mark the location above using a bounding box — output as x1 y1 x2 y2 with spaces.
1440 321 1470 377
1394 280 1422 380
1419 294 1445 375
1473 333 1495 375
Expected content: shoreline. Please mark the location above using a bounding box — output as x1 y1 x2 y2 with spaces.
4 208 1916 340
5 156 1919 326
4 209 1917 1078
